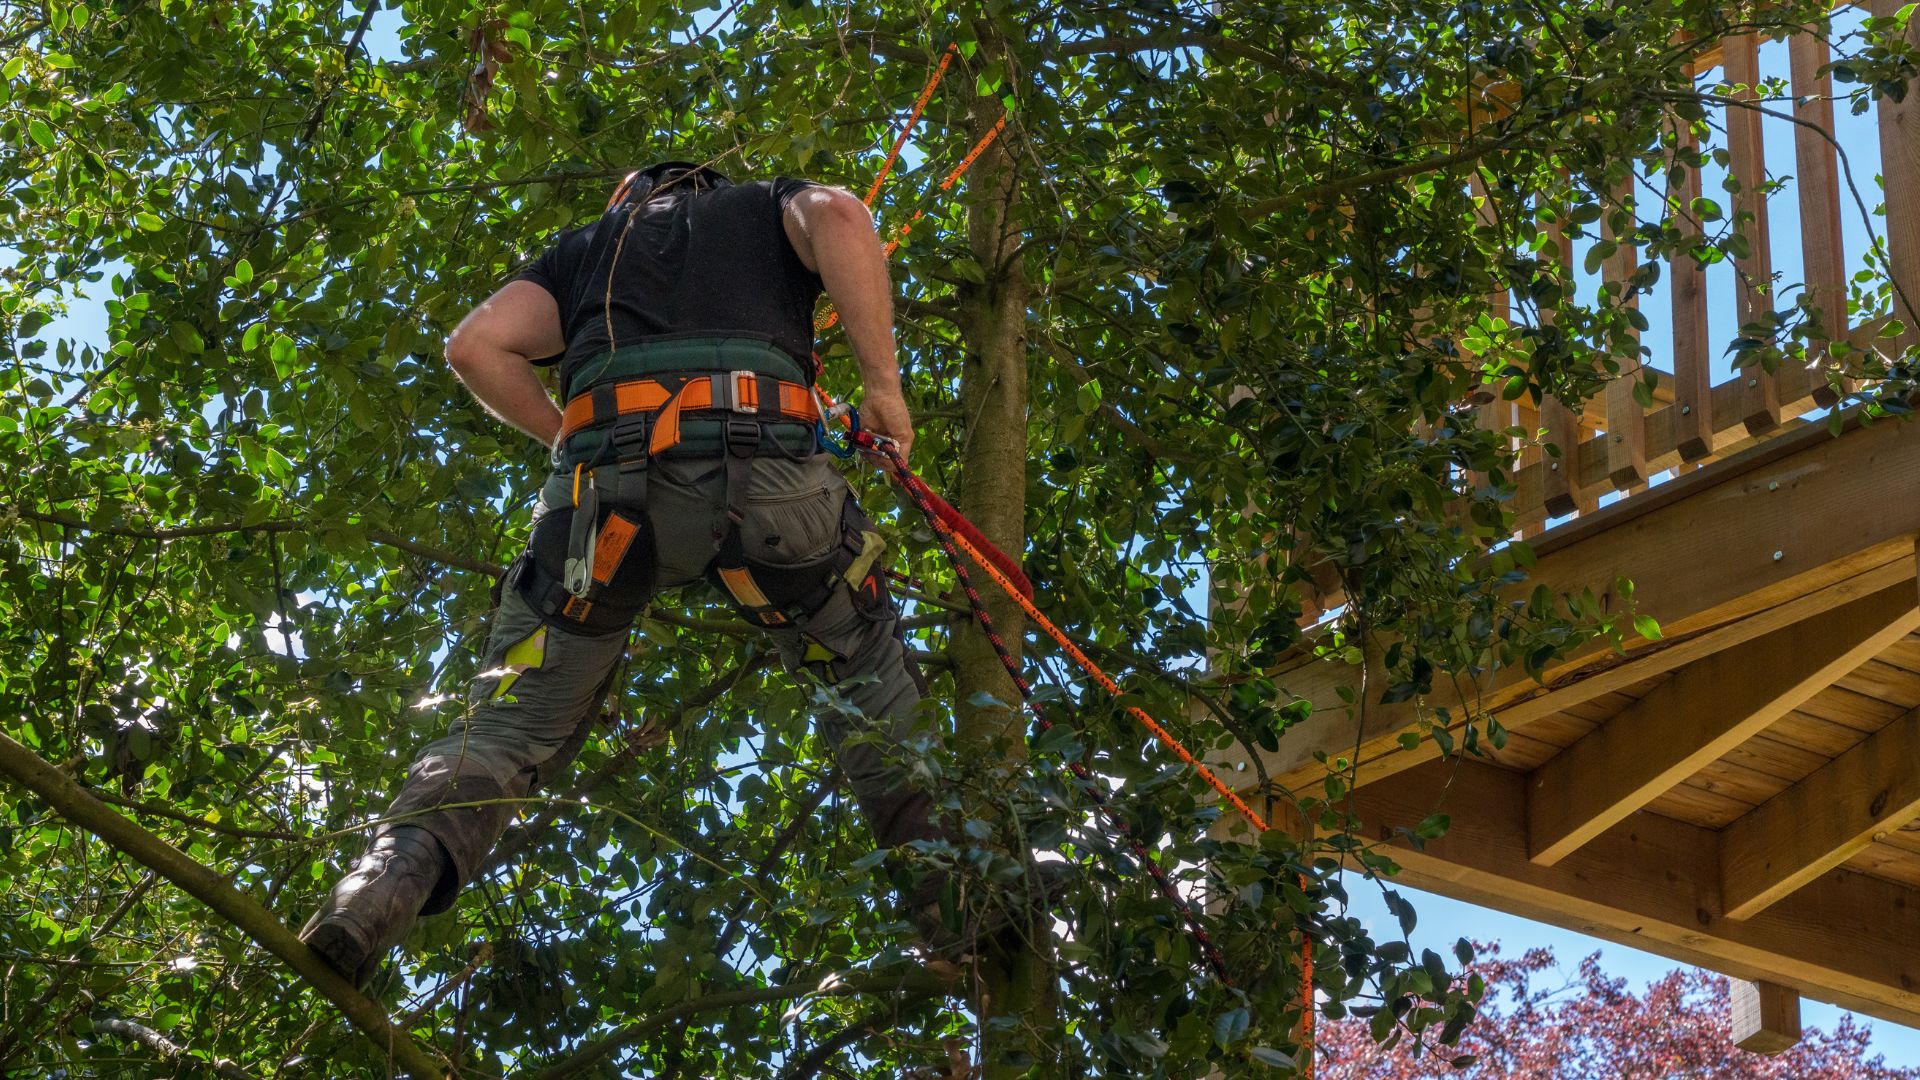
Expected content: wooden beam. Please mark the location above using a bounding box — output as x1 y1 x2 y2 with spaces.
1351 758 1920 1029
1721 700 1920 919
1220 415 1920 800
1526 579 1920 865
1731 979 1803 1055
1224 559 1918 797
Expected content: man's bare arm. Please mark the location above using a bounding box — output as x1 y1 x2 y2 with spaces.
445 280 567 448
782 186 915 460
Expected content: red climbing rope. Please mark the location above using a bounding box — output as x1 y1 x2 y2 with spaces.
860 431 1319 1064
855 431 1234 982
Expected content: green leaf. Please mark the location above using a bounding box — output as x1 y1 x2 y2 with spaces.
1213 1006 1250 1047
1249 1046 1295 1068
270 333 297 367
134 211 164 232
1633 614 1662 641
28 119 54 150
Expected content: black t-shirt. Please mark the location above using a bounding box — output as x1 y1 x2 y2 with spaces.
514 177 823 387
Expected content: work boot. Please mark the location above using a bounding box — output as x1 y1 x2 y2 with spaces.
911 862 1075 957
299 826 451 988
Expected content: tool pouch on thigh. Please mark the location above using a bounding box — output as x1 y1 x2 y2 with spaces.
514 461 658 635
712 496 888 628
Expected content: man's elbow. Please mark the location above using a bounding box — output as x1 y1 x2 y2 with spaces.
820 188 875 233
444 331 486 378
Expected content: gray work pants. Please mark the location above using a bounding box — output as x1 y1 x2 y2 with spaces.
376 451 939 914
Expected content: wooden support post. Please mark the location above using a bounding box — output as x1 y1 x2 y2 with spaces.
1875 0 1920 358
1731 979 1802 1055
1790 30 1853 405
1526 579 1920 865
1670 82 1715 461
1724 33 1781 434
1541 218 1591 518
1602 177 1649 488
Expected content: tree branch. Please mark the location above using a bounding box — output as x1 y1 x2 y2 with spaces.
776 1008 885 1080
89 1016 258 1080
523 968 956 1080
0 731 448 1079
1039 339 1198 463
22 507 506 578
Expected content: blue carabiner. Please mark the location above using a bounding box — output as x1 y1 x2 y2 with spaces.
816 404 861 459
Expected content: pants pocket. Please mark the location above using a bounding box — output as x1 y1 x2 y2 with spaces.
740 483 844 566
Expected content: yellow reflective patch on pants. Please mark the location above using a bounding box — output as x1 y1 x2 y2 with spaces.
802 640 838 665
491 627 548 700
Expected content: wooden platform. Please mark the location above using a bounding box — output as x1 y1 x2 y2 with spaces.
1212 411 1920 1029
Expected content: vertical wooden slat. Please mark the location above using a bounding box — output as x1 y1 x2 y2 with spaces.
1876 0 1920 358
1602 176 1649 488
1724 33 1781 434
1790 30 1853 406
1542 218 1584 518
1466 173 1507 500
1670 74 1715 461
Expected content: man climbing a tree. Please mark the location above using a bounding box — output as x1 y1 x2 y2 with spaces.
298 161 1008 987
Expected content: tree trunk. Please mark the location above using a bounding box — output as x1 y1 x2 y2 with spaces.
948 21 1057 1076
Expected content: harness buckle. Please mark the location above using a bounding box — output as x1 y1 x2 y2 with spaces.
725 419 762 458
708 369 760 414
730 369 758 414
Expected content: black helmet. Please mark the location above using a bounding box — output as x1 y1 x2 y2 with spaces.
605 160 733 211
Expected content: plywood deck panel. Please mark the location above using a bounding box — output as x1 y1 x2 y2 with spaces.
1719 733 1832 784
1872 634 1920 673
1510 712 1599 750
1760 711 1877 759
1484 731 1562 772
1686 758 1791 808
1795 686 1907 734
1832 659 1920 710
1647 782 1753 829
1842 844 1920 890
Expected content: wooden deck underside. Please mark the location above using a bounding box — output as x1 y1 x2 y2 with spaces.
1211 411 1920 1028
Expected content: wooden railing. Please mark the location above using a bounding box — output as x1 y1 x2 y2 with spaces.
1481 10 1918 536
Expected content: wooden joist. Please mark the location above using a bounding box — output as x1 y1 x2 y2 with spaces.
1351 758 1920 1029
1720 702 1920 919
1525 577 1920 865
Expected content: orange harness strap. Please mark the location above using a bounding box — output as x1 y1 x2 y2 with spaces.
555 373 819 445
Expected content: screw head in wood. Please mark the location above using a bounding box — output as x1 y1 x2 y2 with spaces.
1773 550 1785 561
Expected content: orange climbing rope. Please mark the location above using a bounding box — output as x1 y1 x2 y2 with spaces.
881 116 1006 260
862 43 957 208
811 45 1316 1062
